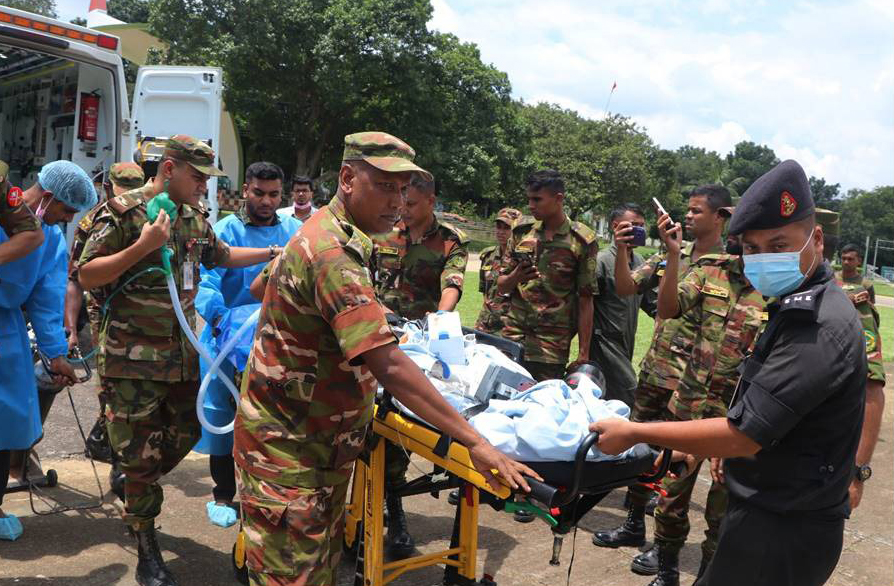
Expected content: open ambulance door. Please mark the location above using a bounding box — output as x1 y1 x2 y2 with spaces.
130 65 223 222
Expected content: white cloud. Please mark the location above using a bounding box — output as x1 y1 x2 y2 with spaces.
431 0 893 190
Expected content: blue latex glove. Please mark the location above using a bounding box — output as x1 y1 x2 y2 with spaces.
206 501 238 528
0 514 23 541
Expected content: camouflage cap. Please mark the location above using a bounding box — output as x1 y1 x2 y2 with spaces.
342 131 432 181
109 162 145 189
163 134 226 177
496 207 522 226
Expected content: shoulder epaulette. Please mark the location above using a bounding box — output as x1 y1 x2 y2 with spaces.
479 245 497 260
695 253 736 266
439 221 469 244
779 284 825 317
108 192 143 215
570 221 597 245
512 217 535 232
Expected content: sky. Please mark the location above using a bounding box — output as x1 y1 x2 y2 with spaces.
55 0 893 191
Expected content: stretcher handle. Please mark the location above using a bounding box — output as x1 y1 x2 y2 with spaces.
638 447 674 484
522 476 560 507
542 431 603 508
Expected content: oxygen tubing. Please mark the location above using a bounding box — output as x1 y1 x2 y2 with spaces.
164 264 256 435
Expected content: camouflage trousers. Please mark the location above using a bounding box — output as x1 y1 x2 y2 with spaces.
238 469 349 586
654 459 728 560
101 377 201 530
626 381 674 508
522 360 566 383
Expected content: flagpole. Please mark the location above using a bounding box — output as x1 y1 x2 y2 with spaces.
603 81 617 118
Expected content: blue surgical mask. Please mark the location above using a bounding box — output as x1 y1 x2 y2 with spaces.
743 231 817 297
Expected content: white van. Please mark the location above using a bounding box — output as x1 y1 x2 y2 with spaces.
0 5 225 244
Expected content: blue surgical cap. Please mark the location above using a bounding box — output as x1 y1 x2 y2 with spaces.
37 161 98 211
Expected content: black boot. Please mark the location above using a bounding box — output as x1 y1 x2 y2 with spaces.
646 544 679 586
109 465 126 503
631 544 659 575
592 504 645 548
692 554 710 585
385 491 414 559
133 525 179 586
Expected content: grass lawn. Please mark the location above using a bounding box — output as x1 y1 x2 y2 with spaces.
875 282 894 298
458 270 892 367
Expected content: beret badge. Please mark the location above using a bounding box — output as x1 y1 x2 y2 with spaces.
780 191 797 217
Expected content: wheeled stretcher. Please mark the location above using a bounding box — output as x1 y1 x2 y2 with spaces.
342 388 671 586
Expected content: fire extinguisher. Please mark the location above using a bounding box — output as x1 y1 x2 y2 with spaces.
77 92 100 144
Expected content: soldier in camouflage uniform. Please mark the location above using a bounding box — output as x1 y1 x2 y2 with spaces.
498 170 598 382
78 136 273 586
0 159 44 264
822 221 885 511
64 163 149 480
374 175 469 319
475 207 522 333
593 186 730 564
633 202 765 586
233 132 536 586
372 172 469 557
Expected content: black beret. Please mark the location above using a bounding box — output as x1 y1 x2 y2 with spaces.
729 160 815 235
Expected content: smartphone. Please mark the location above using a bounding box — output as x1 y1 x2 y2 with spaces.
652 197 671 223
629 225 647 246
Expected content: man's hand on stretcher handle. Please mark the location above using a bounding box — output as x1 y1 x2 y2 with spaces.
363 343 542 493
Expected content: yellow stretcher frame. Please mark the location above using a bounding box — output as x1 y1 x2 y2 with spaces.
344 407 512 586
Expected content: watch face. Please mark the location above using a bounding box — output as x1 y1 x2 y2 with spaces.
857 465 872 481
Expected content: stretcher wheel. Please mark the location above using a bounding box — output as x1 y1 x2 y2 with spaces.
45 469 58 488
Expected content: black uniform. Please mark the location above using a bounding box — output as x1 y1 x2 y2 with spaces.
697 160 867 586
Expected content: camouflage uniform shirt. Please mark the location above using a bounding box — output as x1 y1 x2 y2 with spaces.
668 254 766 420
501 216 598 364
475 245 511 333
835 270 885 384
69 182 157 346
373 216 468 320
78 189 230 381
0 161 40 237
234 196 397 488
634 241 725 392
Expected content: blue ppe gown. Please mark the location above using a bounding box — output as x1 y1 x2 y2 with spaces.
193 210 301 455
0 223 68 450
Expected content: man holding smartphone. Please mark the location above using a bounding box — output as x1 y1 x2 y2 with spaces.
589 203 657 407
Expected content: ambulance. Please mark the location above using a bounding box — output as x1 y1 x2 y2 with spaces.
0 5 228 242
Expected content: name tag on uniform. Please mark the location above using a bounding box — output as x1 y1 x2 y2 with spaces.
378 246 399 255
760 311 769 321
516 245 535 254
702 284 729 298
183 261 194 290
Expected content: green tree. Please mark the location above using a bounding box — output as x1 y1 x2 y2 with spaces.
520 104 676 218
723 141 779 197
70 16 87 26
107 0 151 23
839 186 894 267
146 0 526 211
809 176 842 211
674 145 724 193
1 0 56 17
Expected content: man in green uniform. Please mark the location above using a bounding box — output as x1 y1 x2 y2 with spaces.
593 186 729 557
636 204 765 586
475 207 522 333
589 203 657 407
233 131 536 586
498 169 598 382
78 136 275 586
374 174 469 319
64 163 149 483
829 239 884 511
372 172 470 557
0 160 44 264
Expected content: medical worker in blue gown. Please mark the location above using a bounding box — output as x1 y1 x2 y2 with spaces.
194 162 301 527
0 161 97 540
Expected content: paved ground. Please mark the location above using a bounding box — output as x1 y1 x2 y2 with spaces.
1 363 891 586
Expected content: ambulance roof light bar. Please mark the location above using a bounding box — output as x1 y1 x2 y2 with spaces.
0 9 119 52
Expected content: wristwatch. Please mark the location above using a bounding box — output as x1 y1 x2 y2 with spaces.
855 464 872 482
268 245 279 260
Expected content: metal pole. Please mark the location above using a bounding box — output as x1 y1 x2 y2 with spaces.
873 238 880 271
863 235 870 275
